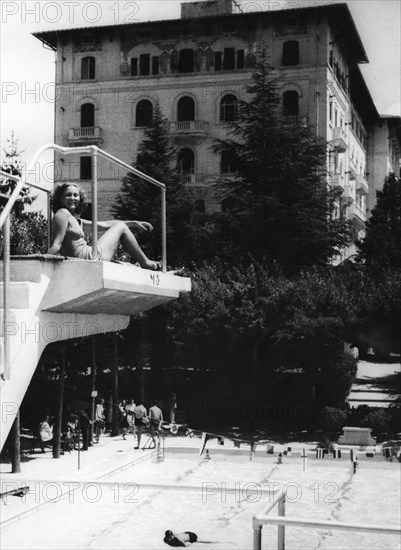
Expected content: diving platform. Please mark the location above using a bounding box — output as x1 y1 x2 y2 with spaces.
0 143 193 454
0 256 191 451
11 256 191 315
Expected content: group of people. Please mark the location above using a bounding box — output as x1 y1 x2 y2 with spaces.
36 397 165 453
118 398 164 449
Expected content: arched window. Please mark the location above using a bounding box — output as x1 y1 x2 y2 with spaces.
282 41 299 66
177 96 195 121
177 148 195 174
283 91 299 116
136 100 153 127
220 94 237 122
81 56 95 80
80 103 95 127
178 49 194 73
221 151 238 174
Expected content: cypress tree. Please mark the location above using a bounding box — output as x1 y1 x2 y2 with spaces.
113 103 193 265
357 173 401 269
211 46 351 273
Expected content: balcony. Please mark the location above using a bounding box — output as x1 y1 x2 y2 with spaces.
355 174 369 195
182 173 208 186
170 120 209 141
328 174 343 191
68 126 103 145
350 203 366 230
330 127 347 152
284 115 308 127
340 184 354 207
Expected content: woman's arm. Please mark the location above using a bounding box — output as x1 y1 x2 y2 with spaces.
47 209 69 254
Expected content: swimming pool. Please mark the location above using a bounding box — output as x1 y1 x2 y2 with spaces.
1 449 400 549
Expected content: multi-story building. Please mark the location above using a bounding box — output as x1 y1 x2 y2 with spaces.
35 0 400 259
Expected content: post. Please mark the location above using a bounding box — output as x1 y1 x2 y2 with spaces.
91 148 98 259
11 409 21 473
278 492 286 550
53 346 66 459
161 187 167 272
77 415 81 470
3 214 11 379
111 333 119 437
89 337 97 444
253 521 262 550
350 449 358 474
47 192 52 249
302 448 307 471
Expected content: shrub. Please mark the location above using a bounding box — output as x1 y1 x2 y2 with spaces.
361 409 391 438
321 406 347 436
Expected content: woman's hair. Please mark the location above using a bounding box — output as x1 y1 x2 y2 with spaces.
51 183 87 214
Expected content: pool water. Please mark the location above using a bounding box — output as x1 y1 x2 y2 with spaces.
1 451 400 549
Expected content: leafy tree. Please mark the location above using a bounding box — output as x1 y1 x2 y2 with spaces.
112 103 195 266
211 46 351 273
0 132 47 254
1 132 32 216
167 262 357 404
348 265 401 357
357 173 401 269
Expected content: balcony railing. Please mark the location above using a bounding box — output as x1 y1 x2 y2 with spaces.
68 126 103 145
330 127 347 152
182 173 208 185
355 174 369 195
350 203 366 229
170 120 209 136
284 115 308 127
328 174 343 190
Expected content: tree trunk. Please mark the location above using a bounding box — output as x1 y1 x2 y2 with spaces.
11 410 21 473
89 336 97 444
111 333 120 437
138 319 146 403
53 346 66 458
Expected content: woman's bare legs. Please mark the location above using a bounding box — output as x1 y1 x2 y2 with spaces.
96 222 159 269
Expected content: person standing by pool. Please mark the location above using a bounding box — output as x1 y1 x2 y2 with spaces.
149 399 163 446
125 398 136 435
94 398 106 443
38 415 53 453
119 400 129 440
133 399 147 449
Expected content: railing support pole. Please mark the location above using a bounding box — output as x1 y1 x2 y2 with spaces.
91 148 98 259
47 193 52 250
161 188 167 272
253 522 262 550
2 215 11 379
278 494 286 550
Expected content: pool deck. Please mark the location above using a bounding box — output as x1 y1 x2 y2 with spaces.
0 431 391 484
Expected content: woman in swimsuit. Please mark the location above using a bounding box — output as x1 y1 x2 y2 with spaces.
47 183 161 269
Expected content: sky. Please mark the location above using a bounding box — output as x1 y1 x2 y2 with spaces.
0 0 400 187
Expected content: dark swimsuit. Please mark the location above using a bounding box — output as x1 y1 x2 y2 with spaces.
163 532 197 547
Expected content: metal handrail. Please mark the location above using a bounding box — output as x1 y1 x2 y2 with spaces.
1 144 167 379
23 144 167 270
0 171 52 379
252 489 401 550
0 170 53 245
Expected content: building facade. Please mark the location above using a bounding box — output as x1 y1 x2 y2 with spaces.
35 0 400 259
